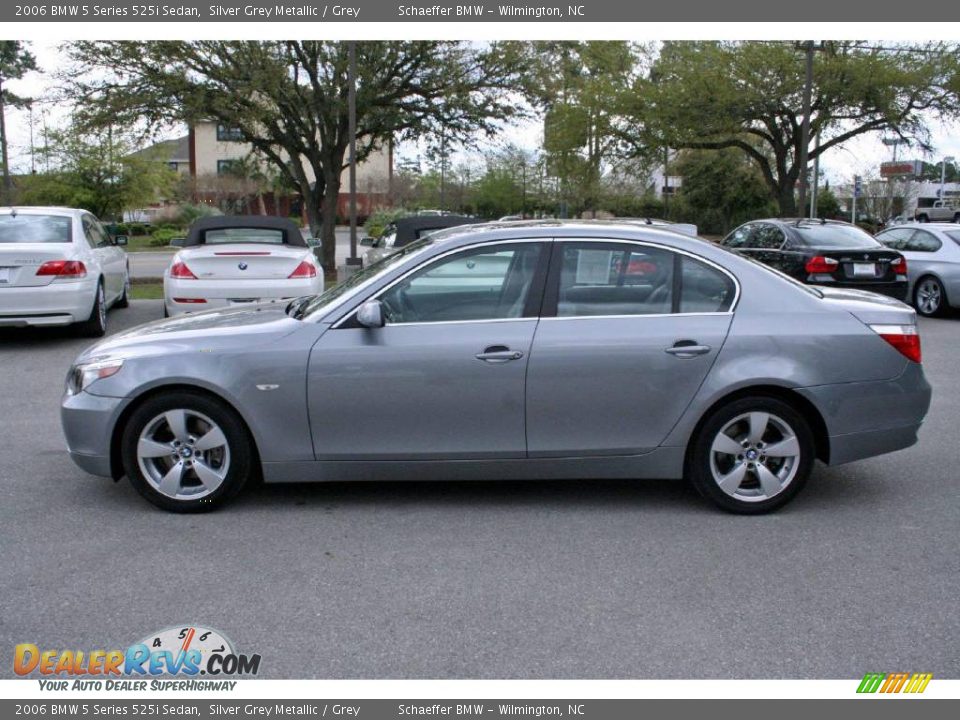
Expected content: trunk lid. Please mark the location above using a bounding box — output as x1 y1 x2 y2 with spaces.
809 247 903 283
0 244 74 288
817 286 916 325
177 244 310 280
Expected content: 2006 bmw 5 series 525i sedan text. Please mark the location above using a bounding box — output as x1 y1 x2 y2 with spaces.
61 221 932 514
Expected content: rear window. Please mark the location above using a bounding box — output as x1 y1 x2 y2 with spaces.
202 228 285 245
945 231 960 246
0 214 72 244
792 223 881 249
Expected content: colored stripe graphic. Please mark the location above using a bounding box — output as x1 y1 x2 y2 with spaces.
857 672 932 694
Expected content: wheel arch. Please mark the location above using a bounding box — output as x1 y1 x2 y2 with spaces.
683 385 831 473
109 383 261 480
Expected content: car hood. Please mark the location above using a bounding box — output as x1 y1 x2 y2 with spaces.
77 303 303 362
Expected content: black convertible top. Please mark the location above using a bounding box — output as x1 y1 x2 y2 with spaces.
184 215 306 247
388 215 483 248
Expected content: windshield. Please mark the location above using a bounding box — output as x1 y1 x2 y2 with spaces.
793 223 881 249
0 214 72 243
296 238 436 319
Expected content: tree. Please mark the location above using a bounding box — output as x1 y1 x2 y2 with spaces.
626 41 960 216
64 41 527 269
0 41 37 204
816 185 842 219
670 148 776 235
523 41 641 216
16 122 177 219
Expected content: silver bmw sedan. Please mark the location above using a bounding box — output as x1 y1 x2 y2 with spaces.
61 221 931 514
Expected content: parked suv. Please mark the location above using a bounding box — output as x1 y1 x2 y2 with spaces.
720 218 908 301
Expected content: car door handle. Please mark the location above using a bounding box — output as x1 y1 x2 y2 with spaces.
665 341 712 358
476 346 524 363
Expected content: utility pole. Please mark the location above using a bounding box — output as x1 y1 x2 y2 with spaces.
663 145 670 217
810 130 820 218
347 40 358 264
941 156 955 202
0 76 11 205
439 129 446 212
796 40 815 217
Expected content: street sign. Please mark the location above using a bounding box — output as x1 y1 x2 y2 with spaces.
854 175 862 198
880 160 921 178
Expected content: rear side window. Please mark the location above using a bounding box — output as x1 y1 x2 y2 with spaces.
907 231 942 253
0 214 72 244
752 224 786 249
556 244 675 317
202 228 285 245
680 256 736 313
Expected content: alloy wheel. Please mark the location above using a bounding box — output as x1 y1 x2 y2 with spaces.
709 411 802 502
136 408 231 501
916 279 942 316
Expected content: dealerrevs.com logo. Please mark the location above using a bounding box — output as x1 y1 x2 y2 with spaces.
857 672 933 694
14 626 261 691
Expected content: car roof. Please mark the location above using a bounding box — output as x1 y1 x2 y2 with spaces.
883 222 960 231
184 215 305 247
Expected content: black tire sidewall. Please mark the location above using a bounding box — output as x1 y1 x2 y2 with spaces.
121 391 253 512
689 396 815 514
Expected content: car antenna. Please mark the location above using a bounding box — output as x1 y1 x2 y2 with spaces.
643 217 653 225
820 217 827 225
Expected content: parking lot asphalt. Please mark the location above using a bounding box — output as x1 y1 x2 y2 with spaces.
1 301 958 679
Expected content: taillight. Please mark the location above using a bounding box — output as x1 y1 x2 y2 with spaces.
170 260 197 279
288 261 317 279
892 256 908 275
805 256 839 274
869 324 921 363
36 260 87 278
172 298 207 304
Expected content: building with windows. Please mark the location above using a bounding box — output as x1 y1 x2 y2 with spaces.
135 120 393 221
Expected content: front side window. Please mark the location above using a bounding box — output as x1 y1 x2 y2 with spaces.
378 243 543 324
723 224 753 249
877 228 913 250
555 243 675 317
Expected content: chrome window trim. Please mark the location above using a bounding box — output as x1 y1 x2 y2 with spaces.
329 235 742 329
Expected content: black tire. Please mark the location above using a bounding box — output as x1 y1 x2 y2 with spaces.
163 304 169 318
120 390 254 513
75 280 107 338
913 275 948 318
953 213 960 224
688 396 815 514
115 269 130 308
917 214 929 223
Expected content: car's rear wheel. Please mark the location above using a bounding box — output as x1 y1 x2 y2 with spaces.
75 280 107 337
917 214 929 223
121 391 253 512
689 397 814 514
914 276 947 317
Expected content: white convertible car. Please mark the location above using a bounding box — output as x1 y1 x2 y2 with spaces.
164 216 324 317
0 206 130 336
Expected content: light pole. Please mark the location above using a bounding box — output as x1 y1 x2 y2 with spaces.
347 41 358 265
941 156 955 203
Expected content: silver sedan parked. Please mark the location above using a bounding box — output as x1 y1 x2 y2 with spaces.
876 222 960 317
62 221 931 514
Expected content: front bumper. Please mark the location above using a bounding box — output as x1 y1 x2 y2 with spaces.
0 279 97 326
61 389 130 478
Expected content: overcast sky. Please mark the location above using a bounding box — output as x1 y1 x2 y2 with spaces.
5 40 959 186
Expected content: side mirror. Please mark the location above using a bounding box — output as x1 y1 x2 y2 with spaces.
113 235 129 246
356 300 385 329
360 236 375 247
170 237 186 248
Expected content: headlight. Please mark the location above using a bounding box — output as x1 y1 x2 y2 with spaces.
66 358 124 395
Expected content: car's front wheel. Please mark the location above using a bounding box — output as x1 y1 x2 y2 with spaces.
121 391 254 512
689 397 814 514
